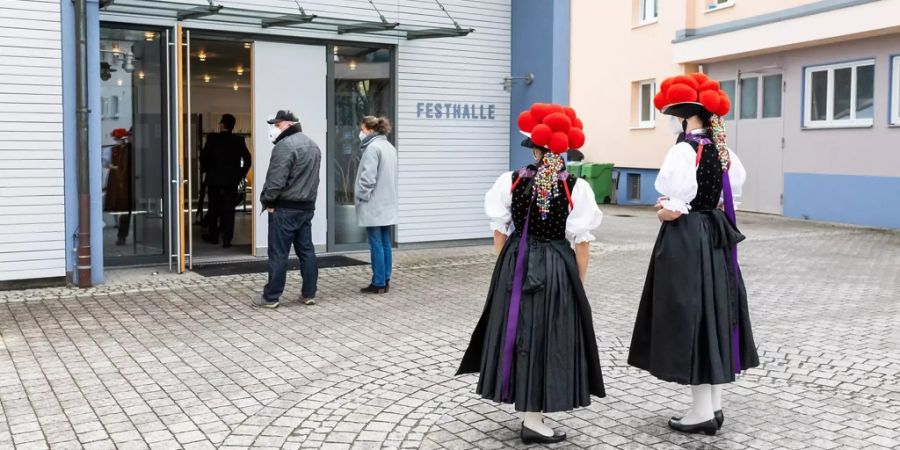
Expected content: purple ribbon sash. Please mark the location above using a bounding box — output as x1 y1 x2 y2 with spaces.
721 172 743 375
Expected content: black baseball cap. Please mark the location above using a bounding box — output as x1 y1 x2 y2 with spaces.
267 110 298 124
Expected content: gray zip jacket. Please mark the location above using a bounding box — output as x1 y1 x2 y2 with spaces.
260 124 321 210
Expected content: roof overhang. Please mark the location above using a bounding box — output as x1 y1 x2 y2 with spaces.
672 0 900 64
100 0 474 41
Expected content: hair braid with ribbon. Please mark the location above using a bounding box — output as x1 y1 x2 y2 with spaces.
709 114 731 171
534 152 564 220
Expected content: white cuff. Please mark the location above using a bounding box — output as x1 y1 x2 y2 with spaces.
490 222 511 236
661 198 691 215
566 231 595 245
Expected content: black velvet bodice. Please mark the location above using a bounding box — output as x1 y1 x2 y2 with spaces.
686 137 723 212
510 169 576 240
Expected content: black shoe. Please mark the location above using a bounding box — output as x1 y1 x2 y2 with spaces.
668 417 718 436
671 410 724 430
385 280 390 293
201 234 218 245
520 423 566 444
222 241 232 248
360 284 386 294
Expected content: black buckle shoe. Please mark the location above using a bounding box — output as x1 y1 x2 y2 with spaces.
521 423 566 444
668 417 718 436
360 284 386 294
671 410 724 430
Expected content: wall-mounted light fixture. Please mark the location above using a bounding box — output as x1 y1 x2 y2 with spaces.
502 73 535 92
243 42 251 49
138 71 145 80
349 59 358 71
144 32 154 42
236 65 244 76
198 50 207 62
233 82 239 91
203 74 211 83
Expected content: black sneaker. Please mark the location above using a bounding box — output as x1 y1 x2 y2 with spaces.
301 296 316 305
251 295 280 309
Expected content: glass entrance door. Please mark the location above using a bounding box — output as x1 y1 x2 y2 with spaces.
328 45 394 252
100 26 169 266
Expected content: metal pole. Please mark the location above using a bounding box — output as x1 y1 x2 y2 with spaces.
74 0 92 288
185 29 192 269
166 29 173 271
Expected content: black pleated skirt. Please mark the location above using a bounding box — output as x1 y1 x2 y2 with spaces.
628 209 759 385
457 236 605 413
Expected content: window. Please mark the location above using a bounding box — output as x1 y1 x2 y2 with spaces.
639 0 658 23
707 0 735 12
762 74 783 118
627 174 641 201
719 80 736 120
636 80 656 127
740 77 758 119
804 59 875 128
893 56 900 125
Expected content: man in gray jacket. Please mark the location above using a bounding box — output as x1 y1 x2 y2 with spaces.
254 110 320 308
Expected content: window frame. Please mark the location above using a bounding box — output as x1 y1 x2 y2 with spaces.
638 0 658 24
891 55 900 126
719 79 736 121
635 79 656 129
803 59 876 129
706 0 736 13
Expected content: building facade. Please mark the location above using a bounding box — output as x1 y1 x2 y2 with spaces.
572 0 900 228
2 0 539 285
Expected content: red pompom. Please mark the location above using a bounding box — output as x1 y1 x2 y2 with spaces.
699 80 720 92
572 117 584 129
667 83 698 104
653 91 668 111
518 111 538 133
530 124 553 146
111 128 128 139
716 94 731 117
548 132 569 154
545 104 565 117
543 112 572 133
530 103 551 122
562 106 577 120
567 128 585 149
659 77 675 94
689 72 710 85
699 90 721 114
672 75 700 91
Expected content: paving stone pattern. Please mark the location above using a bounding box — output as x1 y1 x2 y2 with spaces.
0 206 898 449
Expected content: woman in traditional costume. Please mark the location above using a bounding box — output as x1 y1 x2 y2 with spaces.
458 103 605 444
627 73 760 436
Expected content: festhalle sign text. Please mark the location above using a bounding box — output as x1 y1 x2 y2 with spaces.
416 102 496 120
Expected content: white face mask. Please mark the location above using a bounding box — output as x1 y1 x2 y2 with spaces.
668 115 685 136
358 130 369 142
268 125 280 143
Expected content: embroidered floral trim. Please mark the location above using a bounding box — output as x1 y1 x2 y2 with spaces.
535 153 564 220
710 114 731 171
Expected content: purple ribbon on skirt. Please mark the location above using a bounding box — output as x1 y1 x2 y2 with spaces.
721 171 743 375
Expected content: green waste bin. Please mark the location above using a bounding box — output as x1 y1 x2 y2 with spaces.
566 161 583 177
581 163 614 204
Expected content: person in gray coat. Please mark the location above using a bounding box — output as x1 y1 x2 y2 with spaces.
355 116 399 294
253 110 321 308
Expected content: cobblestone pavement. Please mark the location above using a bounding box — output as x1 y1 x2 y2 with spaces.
1 206 898 450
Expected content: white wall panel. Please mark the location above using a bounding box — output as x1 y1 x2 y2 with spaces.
0 2 65 281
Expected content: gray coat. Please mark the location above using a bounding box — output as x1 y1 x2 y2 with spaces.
260 124 321 210
355 134 398 227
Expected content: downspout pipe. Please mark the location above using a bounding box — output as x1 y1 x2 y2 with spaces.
74 0 92 288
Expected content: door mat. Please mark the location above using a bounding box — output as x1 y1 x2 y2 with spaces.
192 255 368 277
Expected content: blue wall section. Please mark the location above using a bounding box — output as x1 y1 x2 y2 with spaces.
509 0 570 170
614 168 660 206
88 0 104 284
784 173 900 229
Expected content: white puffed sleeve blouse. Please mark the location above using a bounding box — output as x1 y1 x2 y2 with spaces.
654 135 747 214
484 172 603 244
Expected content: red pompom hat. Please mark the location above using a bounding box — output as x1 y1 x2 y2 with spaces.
654 72 731 119
516 103 586 155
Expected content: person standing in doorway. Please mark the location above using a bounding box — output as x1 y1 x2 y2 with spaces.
105 128 133 246
200 114 251 248
254 110 321 308
355 116 398 294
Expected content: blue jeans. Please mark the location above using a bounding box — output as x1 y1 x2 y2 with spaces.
263 208 318 300
366 226 393 287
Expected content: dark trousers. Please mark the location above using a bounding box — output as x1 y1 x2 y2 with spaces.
263 208 318 300
207 186 236 243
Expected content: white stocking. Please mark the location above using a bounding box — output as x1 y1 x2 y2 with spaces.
522 412 553 437
711 384 723 411
680 385 715 425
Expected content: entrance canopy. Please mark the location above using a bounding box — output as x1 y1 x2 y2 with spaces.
100 0 474 40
